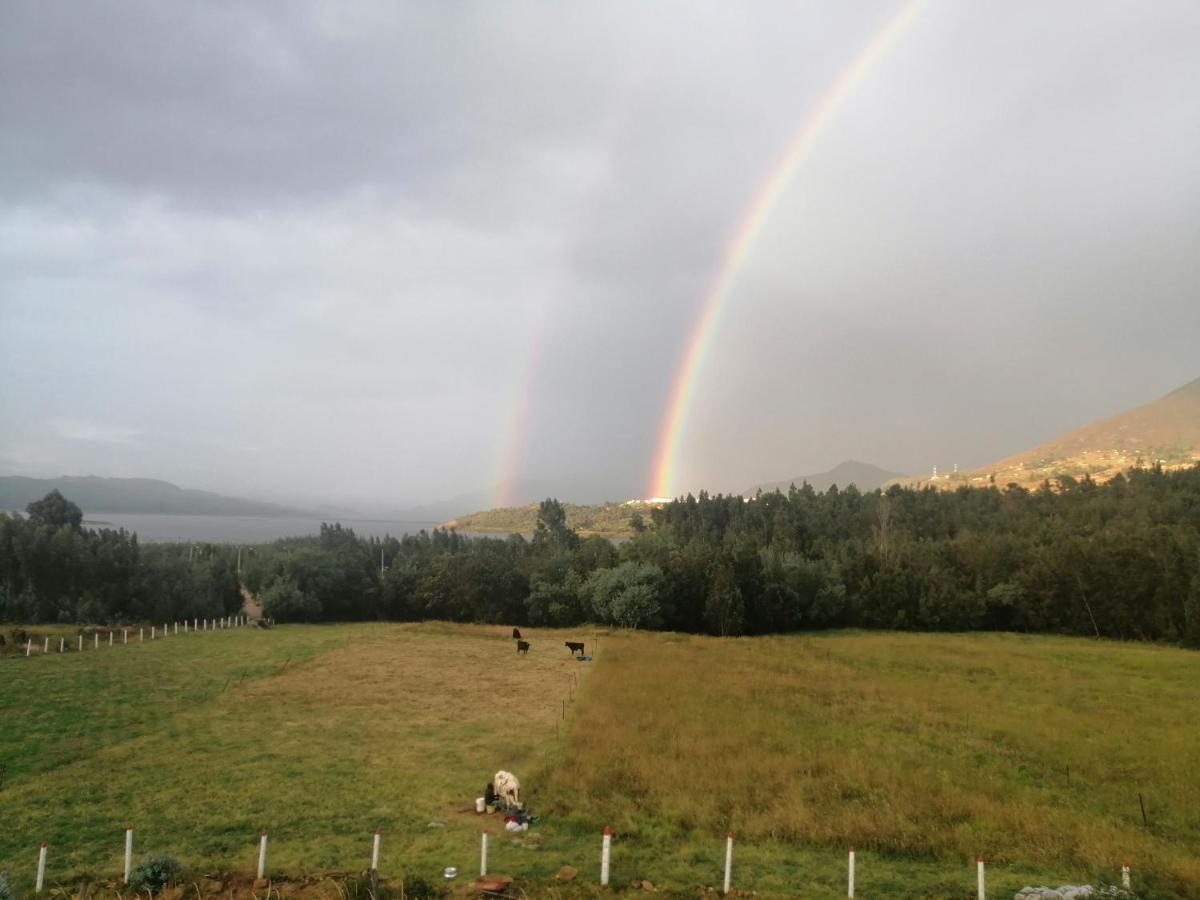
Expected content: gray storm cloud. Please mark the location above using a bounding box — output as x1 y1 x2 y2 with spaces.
2 1 1198 506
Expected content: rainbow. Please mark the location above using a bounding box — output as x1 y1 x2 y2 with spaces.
492 301 552 509
648 0 926 500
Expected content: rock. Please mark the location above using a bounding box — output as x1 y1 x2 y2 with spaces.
554 866 577 882
641 880 657 892
1013 886 1135 900
253 878 270 890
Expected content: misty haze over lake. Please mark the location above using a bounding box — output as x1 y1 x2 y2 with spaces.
76 513 444 544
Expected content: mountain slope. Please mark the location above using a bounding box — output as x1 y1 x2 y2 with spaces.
0 475 306 517
749 460 906 495
907 377 1200 490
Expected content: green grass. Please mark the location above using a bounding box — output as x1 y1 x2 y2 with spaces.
2 625 1197 898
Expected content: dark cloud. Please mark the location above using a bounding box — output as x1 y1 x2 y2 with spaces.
1 1 1197 505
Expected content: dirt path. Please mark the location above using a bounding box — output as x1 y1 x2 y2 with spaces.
240 585 262 619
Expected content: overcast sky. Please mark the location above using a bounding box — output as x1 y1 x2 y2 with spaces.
2 1 1198 508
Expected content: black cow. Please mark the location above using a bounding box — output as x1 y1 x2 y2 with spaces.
565 641 585 656
512 627 522 640
516 640 530 655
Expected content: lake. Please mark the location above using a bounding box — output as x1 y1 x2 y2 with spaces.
78 513 448 544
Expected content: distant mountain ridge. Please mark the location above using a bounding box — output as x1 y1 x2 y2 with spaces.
0 475 307 517
748 460 906 495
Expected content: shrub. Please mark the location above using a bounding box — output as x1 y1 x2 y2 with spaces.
398 872 444 900
260 576 322 623
128 856 182 894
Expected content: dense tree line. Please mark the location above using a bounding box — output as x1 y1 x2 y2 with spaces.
0 491 242 624
3 468 1200 647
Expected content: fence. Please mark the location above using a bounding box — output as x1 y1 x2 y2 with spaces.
21 826 1139 897
16 617 255 658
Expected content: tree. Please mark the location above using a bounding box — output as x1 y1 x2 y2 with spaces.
704 564 744 636
533 499 579 551
261 576 321 622
586 562 664 628
26 490 83 530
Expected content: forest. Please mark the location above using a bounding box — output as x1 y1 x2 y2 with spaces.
2 466 1199 647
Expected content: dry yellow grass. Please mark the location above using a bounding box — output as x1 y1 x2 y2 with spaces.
542 630 1200 897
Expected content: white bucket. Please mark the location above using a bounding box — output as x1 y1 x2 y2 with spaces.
475 797 486 813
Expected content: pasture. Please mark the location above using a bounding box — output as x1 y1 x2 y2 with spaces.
1 625 1197 899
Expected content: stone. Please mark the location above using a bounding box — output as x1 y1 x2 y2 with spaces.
553 866 577 882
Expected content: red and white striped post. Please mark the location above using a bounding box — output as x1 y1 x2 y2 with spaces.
480 831 489 876
600 826 613 886
1121 861 1131 889
36 843 48 893
371 829 381 872
257 831 269 879
124 827 134 883
976 856 985 900
722 833 734 895
848 846 856 898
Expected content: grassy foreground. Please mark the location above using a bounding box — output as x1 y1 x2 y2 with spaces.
1 625 1198 898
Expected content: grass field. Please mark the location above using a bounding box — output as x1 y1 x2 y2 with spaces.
1 624 1198 899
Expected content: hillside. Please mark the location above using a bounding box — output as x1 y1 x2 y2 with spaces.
0 475 306 517
901 376 1200 490
748 459 905 495
444 499 662 537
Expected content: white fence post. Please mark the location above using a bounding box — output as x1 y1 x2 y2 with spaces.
59 638 64 653
151 627 156 640
600 826 612 886
110 632 113 647
480 831 488 877
371 829 381 872
124 826 134 883
123 629 128 644
848 846 855 898
44 637 49 653
175 622 179 635
139 628 144 642
94 633 99 649
36 843 48 893
78 635 82 652
1122 861 1131 889
976 856 985 900
723 833 733 895
258 831 268 879
26 640 32 657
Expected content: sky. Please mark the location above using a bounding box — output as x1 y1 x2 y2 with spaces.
2 1 1198 509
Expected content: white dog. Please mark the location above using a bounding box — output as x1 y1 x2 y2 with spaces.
493 770 521 808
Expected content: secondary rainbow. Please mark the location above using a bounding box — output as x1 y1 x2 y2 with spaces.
648 0 926 500
492 300 552 509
